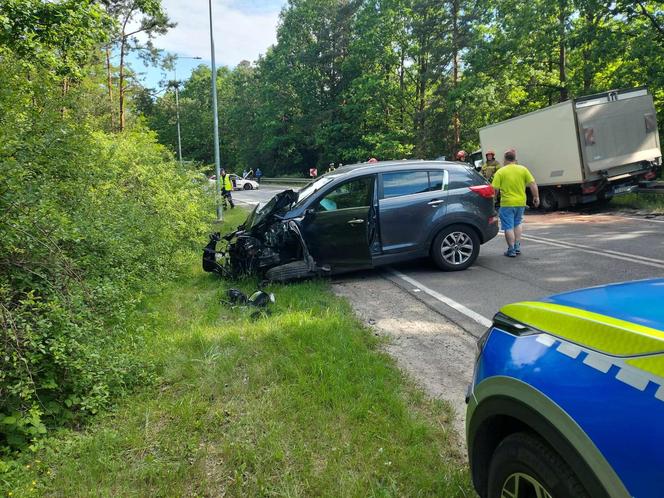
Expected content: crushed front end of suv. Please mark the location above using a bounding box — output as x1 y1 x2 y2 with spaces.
203 189 327 282
204 160 499 282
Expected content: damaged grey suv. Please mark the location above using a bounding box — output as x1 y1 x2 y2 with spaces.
204 160 499 282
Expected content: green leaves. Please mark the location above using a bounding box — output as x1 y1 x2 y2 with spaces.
0 7 209 449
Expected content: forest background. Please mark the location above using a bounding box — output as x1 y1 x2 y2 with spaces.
147 0 664 175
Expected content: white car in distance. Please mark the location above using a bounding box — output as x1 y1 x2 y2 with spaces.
209 174 260 191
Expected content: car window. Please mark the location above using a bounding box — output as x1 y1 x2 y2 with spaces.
297 176 335 204
316 176 373 212
383 171 430 198
428 171 444 191
382 170 446 198
449 170 476 190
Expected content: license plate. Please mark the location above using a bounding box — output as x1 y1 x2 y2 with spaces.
613 185 633 195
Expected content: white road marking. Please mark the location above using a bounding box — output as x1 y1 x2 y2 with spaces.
389 269 493 328
524 233 664 265
619 216 664 224
519 234 664 270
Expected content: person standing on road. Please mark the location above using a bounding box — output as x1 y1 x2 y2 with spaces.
220 168 235 209
491 149 539 257
255 167 263 183
481 149 501 180
455 150 468 162
242 169 248 179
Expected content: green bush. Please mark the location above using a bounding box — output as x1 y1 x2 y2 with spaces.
0 54 210 450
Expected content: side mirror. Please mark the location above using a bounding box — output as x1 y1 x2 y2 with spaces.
305 208 316 218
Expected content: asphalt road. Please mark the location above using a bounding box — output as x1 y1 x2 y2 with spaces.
235 186 664 338
232 184 296 206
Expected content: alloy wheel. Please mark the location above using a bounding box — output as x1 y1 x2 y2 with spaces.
500 472 553 498
440 231 474 265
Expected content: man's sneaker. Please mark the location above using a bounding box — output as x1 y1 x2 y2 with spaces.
504 247 517 257
514 241 521 255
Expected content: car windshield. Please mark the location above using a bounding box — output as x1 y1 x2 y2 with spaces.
296 176 336 204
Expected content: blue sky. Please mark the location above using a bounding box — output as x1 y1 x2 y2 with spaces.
130 0 287 89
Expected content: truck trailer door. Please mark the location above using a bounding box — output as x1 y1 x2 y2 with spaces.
575 90 661 173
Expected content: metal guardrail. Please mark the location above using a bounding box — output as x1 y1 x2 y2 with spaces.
635 181 664 195
260 177 310 185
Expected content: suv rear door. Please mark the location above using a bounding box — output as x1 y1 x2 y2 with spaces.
378 169 448 254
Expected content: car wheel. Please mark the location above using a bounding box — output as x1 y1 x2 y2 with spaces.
243 183 252 190
488 432 589 498
265 261 314 282
431 225 479 271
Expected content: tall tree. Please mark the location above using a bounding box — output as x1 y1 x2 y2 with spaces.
101 0 174 131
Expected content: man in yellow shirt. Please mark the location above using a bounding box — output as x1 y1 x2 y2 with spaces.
491 149 539 257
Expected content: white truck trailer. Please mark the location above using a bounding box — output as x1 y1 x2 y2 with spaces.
478 87 662 210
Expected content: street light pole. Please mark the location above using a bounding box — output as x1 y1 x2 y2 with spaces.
208 0 223 222
171 56 201 167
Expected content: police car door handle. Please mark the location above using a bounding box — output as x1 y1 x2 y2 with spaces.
428 199 445 207
347 218 364 225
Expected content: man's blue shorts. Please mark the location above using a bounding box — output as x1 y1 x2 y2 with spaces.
499 206 525 231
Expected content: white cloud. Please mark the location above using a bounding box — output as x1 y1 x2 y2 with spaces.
154 0 284 66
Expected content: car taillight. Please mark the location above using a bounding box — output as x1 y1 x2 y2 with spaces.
644 171 657 180
581 183 598 194
488 215 498 225
469 184 495 198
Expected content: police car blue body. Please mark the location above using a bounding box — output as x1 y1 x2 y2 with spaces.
466 279 664 498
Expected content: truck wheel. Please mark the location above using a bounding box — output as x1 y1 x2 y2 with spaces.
487 432 589 498
431 225 480 271
540 189 558 211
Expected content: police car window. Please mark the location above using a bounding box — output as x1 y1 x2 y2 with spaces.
383 171 430 198
316 176 373 212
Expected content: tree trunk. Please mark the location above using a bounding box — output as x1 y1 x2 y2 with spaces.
582 10 595 92
452 0 461 150
106 46 115 129
558 0 568 102
119 36 126 131
399 48 405 128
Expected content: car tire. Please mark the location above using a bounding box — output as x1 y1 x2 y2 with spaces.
487 432 590 498
431 225 480 271
265 261 314 282
243 183 252 190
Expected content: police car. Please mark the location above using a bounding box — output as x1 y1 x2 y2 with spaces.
466 279 664 498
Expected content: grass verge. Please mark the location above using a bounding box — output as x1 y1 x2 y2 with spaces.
3 208 473 497
611 192 664 213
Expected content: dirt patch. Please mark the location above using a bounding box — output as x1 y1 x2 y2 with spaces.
332 274 477 450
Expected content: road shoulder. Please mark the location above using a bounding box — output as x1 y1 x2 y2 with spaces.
332 274 477 448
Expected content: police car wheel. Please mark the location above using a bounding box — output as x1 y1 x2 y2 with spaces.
431 225 480 271
487 432 589 498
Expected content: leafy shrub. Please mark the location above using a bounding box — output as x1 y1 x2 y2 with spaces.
0 51 210 451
